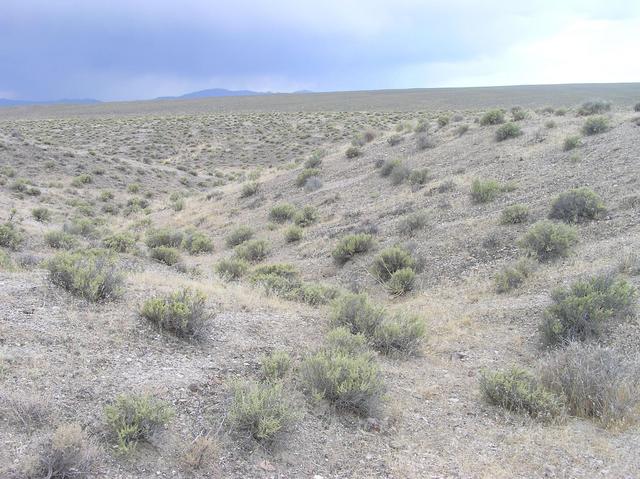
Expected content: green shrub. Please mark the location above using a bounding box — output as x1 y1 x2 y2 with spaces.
511 107 527 121
494 258 536 293
548 187 605 223
470 179 502 203
578 99 610 116
480 367 563 421
269 203 297 223
519 221 577 261
541 274 636 346
103 232 136 253
215 257 249 281
225 226 254 248
229 381 296 442
284 225 303 242
480 109 505 126
0 222 23 250
235 239 270 262
386 268 416 295
332 233 374 265
71 174 93 187
495 122 522 141
345 146 361 158
408 168 429 187
387 134 403 146
64 218 99 238
500 204 529 224
582 116 609 135
296 282 340 306
634 102 640 112
296 168 321 187
252 263 298 280
31 207 51 223
261 350 292 382
146 228 184 248
181 229 213 254
105 394 173 453
127 182 141 193
379 159 401 177
563 135 581 151
541 343 639 427
415 134 435 150
45 230 79 250
140 288 209 338
293 206 318 227
398 211 428 236
304 150 325 168
370 246 415 282
47 249 124 301
372 313 425 354
240 182 259 198
150 246 182 266
300 348 383 415
330 293 385 337
389 164 410 185
325 327 368 355
437 115 450 127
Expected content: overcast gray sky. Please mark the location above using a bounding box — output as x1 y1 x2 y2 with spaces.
1 0 639 101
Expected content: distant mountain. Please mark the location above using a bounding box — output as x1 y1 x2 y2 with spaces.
0 98 101 107
157 88 272 100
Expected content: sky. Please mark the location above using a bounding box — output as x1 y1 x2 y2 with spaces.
1 0 639 101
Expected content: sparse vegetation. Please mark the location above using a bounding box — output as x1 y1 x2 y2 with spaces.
284 225 303 242
140 288 209 338
332 233 375 264
261 350 292 382
563 135 581 151
296 168 321 187
578 99 611 116
470 179 503 203
215 257 249 280
582 116 609 135
226 225 254 247
150 245 182 265
270 203 297 223
0 222 22 250
45 230 79 250
500 204 529 224
103 232 136 253
494 258 536 293
548 187 605 223
235 238 270 262
519 221 578 261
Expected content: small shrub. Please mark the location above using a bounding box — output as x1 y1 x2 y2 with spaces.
332 233 374 265
582 116 609 135
370 246 415 282
578 99 611 116
31 207 51 223
304 176 323 192
415 133 435 150
398 211 428 236
380 159 401 177
146 228 184 248
127 182 141 193
494 258 536 293
235 239 270 262
47 249 124 301
181 230 213 254
386 268 416 295
284 225 303 242
0 249 13 271
182 436 218 471
387 134 403 146
293 206 318 227
470 179 502 203
541 343 640 427
563 135 581 151
480 367 563 421
63 218 98 238
25 423 98 479
541 274 636 346
240 182 259 198
455 124 470 137
150 246 182 265
495 122 522 141
500 204 529 224
300 348 384 415
0 222 22 250
408 168 429 187
105 394 173 453
261 350 292 381
215 257 249 280
325 327 368 354
437 115 450 127
229 381 296 442
372 313 425 354
141 288 209 338
71 174 92 187
45 230 79 250
548 187 605 223
480 109 505 126
296 168 321 187
519 221 577 261
225 226 254 247
389 164 410 185
330 293 385 337
545 120 556 129
103 232 136 253
304 152 324 168
511 107 527 121
345 146 361 158
634 102 640 112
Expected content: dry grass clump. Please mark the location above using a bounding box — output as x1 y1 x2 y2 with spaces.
500 204 529 224
225 225 254 247
181 436 218 471
541 273 636 346
548 187 605 223
540 343 640 427
494 258 536 293
140 288 209 338
519 221 577 261
24 423 98 478
332 233 375 265
105 394 174 453
480 367 564 422
229 380 297 442
46 249 124 301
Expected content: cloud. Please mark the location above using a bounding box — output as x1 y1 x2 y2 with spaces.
0 1 638 100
